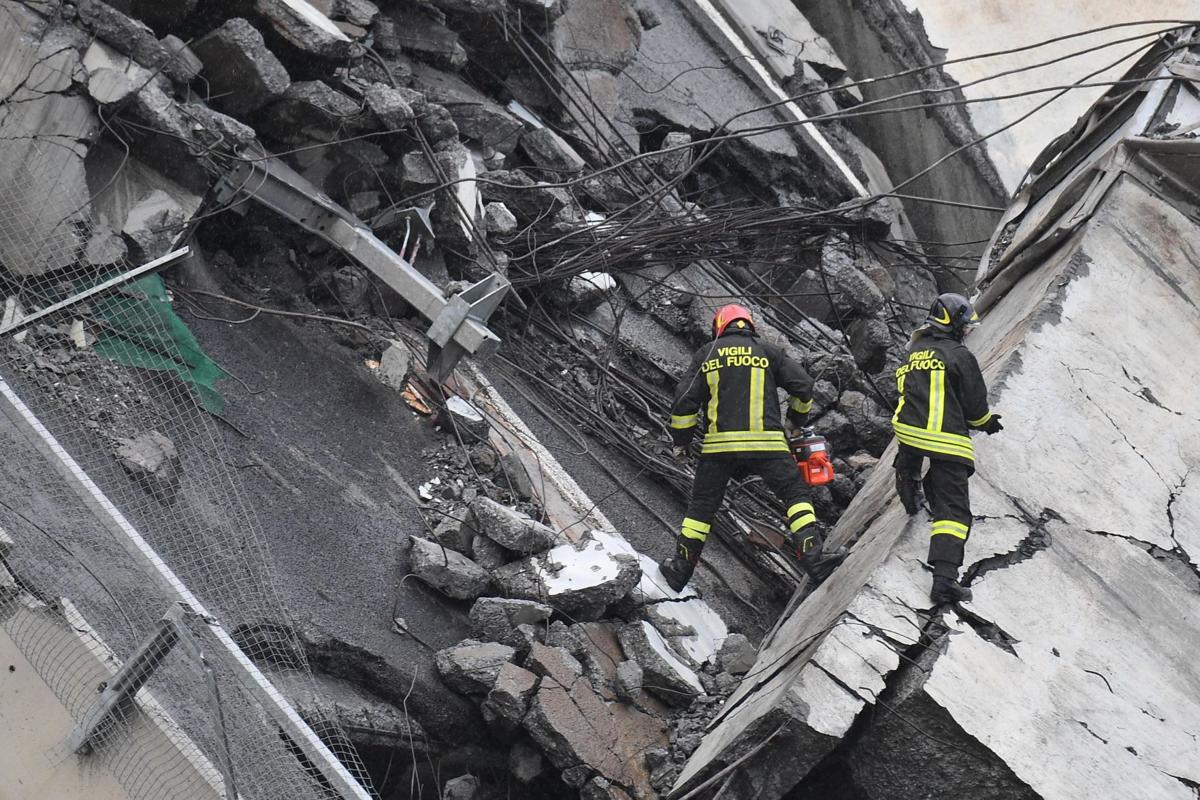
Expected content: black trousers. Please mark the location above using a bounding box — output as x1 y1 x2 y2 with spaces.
894 444 974 577
677 454 822 561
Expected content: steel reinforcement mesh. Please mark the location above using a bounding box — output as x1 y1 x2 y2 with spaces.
0 26 374 800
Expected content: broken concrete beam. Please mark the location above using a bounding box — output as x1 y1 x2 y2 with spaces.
644 595 728 668
615 660 643 703
522 652 665 797
364 84 414 130
520 126 586 173
469 597 552 646
384 6 467 70
551 0 641 73
470 532 510 571
431 514 472 554
86 67 135 105
407 536 491 600
192 18 291 117
122 189 185 262
260 81 367 144
418 102 460 143
115 431 181 502
717 633 756 676
253 0 358 60
0 9 96 277
493 531 640 613
401 149 465 189
76 0 194 83
375 339 412 391
479 169 572 223
414 65 524 154
159 35 203 83
434 640 516 695
468 496 560 554
480 661 539 736
334 0 380 26
484 202 517 235
524 642 584 688
617 620 703 707
181 102 260 152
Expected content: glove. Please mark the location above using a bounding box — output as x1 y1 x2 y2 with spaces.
672 445 688 460
786 411 808 433
980 414 1003 435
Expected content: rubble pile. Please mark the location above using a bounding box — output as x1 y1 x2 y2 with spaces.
417 497 757 798
0 0 1015 796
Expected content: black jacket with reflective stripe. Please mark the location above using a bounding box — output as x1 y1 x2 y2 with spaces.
891 330 992 465
670 331 814 457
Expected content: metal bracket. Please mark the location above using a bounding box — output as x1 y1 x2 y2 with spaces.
216 151 509 380
67 603 188 754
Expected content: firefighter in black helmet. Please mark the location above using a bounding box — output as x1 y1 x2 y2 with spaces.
660 303 846 592
892 293 1003 604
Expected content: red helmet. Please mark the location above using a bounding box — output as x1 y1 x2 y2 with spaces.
712 303 754 338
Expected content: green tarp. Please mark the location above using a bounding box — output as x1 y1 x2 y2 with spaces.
91 275 227 413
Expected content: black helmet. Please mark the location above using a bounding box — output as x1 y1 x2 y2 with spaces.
926 293 979 338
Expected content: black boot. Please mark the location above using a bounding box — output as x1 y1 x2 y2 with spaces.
800 547 847 584
660 538 702 593
930 575 972 604
659 556 695 592
895 470 924 515
791 524 845 584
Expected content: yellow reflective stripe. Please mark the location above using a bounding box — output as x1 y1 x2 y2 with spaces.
749 367 764 431
682 517 712 534
892 422 974 459
927 369 945 432
681 527 708 542
704 431 788 444
700 441 790 454
671 413 699 429
930 520 969 540
894 433 974 461
789 514 817 532
786 502 814 519
706 370 720 434
789 396 813 414
968 410 993 427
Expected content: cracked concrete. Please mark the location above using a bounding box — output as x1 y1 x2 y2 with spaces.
676 156 1200 798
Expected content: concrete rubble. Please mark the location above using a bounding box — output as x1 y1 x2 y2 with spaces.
408 535 492 600
2 0 1182 796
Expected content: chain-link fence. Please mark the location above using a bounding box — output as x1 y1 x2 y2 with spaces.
0 18 374 798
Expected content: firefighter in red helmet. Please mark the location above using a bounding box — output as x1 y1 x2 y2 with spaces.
660 303 845 592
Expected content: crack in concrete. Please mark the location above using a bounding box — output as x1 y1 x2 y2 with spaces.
1063 362 1172 489
963 498 1054 587
1077 719 1109 745
952 605 1019 656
